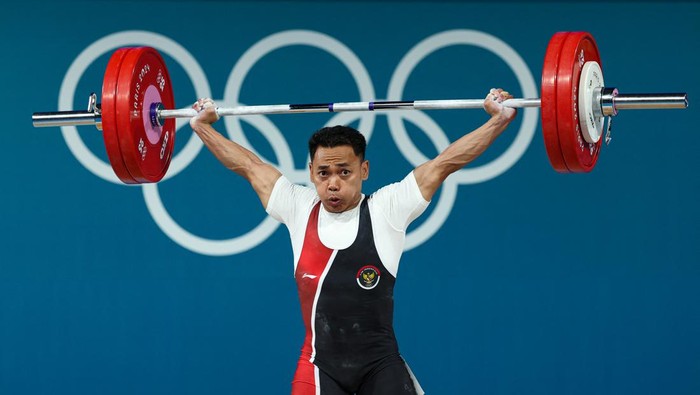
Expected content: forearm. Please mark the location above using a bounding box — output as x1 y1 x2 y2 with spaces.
414 113 512 201
188 99 282 207
192 122 266 179
433 115 511 175
192 122 282 207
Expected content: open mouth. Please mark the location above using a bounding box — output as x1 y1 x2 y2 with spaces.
327 196 342 207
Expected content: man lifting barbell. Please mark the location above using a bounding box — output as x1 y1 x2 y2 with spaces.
29 30 688 394
188 89 517 395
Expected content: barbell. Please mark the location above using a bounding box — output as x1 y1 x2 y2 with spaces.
33 31 688 184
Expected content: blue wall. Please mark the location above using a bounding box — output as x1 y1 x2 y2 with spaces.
1 1 698 394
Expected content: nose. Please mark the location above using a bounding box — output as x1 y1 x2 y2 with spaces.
328 175 340 192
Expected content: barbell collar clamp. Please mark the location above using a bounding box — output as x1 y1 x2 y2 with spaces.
601 87 620 116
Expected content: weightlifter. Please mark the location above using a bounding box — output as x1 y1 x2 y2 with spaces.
188 88 517 395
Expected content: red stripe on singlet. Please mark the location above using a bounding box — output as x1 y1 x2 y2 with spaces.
295 202 334 357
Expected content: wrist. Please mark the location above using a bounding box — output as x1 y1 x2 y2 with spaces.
489 112 512 127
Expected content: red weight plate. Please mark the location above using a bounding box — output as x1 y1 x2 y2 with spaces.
555 32 602 173
541 32 570 173
102 48 138 184
114 47 176 183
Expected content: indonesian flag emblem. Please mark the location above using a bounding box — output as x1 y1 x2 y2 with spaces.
356 265 380 290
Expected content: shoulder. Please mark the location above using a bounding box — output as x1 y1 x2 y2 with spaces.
266 176 318 222
369 171 430 230
370 171 428 207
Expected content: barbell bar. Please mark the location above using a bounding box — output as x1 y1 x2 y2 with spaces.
32 94 687 128
33 98 546 128
32 32 688 183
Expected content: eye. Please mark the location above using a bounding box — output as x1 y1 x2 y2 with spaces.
318 171 327 177
341 169 351 176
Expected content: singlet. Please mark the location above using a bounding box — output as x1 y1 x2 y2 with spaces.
266 172 429 391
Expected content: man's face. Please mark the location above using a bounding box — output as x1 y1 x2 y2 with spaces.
309 145 369 213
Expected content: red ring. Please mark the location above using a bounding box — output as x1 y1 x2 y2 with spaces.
555 32 602 173
102 48 138 184
114 47 175 183
541 32 570 173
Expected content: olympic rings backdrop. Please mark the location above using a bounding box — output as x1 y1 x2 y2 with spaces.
1 1 698 394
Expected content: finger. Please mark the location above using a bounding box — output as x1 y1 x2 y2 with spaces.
193 99 204 111
202 99 216 109
193 98 215 113
487 89 498 101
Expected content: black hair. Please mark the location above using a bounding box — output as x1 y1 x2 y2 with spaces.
308 125 367 162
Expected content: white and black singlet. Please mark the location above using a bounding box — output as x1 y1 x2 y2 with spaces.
266 172 429 395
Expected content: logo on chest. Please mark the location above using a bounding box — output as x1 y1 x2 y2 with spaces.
356 265 381 290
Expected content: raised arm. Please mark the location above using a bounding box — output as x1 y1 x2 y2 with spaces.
189 98 282 208
413 88 518 201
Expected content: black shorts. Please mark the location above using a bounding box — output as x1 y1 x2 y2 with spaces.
292 353 422 395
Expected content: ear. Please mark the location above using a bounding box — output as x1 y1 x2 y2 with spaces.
361 160 369 180
308 161 314 181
